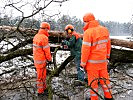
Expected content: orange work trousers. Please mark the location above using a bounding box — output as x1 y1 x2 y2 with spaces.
36 66 47 94
87 68 112 100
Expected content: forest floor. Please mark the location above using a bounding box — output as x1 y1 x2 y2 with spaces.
0 63 133 100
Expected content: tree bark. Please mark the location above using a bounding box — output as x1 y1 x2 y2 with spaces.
0 48 33 63
111 38 133 49
1 26 133 64
1 26 133 47
110 48 133 63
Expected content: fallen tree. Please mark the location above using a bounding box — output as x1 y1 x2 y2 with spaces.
0 26 133 76
1 25 133 46
1 26 133 62
111 38 133 49
1 26 133 99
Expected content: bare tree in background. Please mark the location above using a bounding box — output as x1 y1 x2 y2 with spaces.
0 0 133 100
130 14 133 36
0 0 78 100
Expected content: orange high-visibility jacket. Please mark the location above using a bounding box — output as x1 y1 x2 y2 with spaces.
33 29 52 68
81 20 111 70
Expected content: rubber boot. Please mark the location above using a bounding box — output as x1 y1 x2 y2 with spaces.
37 93 44 100
86 97 91 100
85 97 91 100
104 98 114 100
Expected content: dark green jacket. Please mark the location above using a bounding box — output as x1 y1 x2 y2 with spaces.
64 34 82 60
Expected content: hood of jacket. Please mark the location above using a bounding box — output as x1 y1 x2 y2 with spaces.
83 20 99 31
38 29 49 37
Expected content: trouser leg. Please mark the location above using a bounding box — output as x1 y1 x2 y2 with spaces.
75 59 85 81
36 67 46 94
87 70 99 100
99 69 113 99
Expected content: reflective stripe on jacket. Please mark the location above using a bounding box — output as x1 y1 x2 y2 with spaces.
81 20 111 68
33 29 52 68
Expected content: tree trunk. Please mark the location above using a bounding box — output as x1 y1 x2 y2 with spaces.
110 48 133 63
111 38 133 49
1 26 133 64
1 26 133 47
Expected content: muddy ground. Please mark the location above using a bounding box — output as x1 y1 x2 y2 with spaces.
0 63 133 100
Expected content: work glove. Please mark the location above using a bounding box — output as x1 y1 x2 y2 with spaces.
80 62 86 69
46 60 52 69
107 58 111 73
47 60 52 65
61 40 66 45
80 66 86 73
107 58 109 63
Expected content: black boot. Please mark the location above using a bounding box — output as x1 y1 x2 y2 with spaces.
84 78 88 84
37 89 48 96
38 93 44 97
86 98 91 100
37 93 44 100
43 89 48 96
104 98 114 100
85 96 91 100
74 80 85 86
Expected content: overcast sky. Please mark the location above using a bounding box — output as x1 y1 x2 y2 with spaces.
59 0 133 23
0 0 133 23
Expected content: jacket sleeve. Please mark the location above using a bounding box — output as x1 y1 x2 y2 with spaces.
42 37 52 61
64 35 76 48
81 30 92 68
107 37 111 59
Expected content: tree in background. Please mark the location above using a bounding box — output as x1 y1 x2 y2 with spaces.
0 0 133 99
0 14 132 35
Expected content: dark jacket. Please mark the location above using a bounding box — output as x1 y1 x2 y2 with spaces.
64 32 82 60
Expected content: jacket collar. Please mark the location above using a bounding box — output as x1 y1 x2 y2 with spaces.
83 20 99 31
72 31 81 39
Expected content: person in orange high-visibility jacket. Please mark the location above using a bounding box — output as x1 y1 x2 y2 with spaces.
80 13 113 100
33 22 52 95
